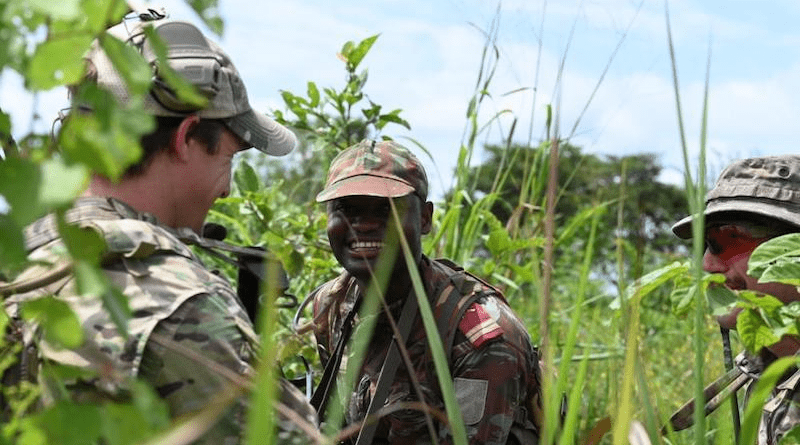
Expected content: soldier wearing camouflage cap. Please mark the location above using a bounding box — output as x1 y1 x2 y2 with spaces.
1 12 315 444
308 139 542 444
672 155 800 444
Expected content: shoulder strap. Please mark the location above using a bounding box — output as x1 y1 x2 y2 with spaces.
354 289 419 445
432 259 491 367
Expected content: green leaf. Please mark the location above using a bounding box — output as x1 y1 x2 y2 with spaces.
33 400 103 444
707 282 738 316
0 214 26 268
59 84 152 180
737 307 779 352
342 34 379 69
0 157 87 227
749 233 800 284
307 81 320 107
39 159 89 208
27 0 81 19
27 34 93 90
234 161 261 194
56 214 105 264
486 226 512 255
99 34 153 96
760 261 800 287
142 26 209 109
0 157 43 226
21 297 84 349
780 423 800 444
611 261 688 310
80 0 129 33
740 291 784 313
187 0 224 35
72 261 130 338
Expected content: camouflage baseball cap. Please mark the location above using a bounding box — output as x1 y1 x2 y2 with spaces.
672 155 800 239
86 16 296 156
316 140 428 202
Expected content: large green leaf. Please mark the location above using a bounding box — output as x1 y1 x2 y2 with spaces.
234 161 261 194
0 215 26 269
99 34 153 96
80 0 129 33
0 157 42 225
610 261 688 310
737 307 779 353
749 233 800 285
341 34 379 69
0 158 87 227
56 213 105 264
142 26 208 109
187 0 224 35
26 0 81 19
33 400 103 444
20 297 84 349
27 34 93 90
59 85 152 181
72 261 130 338
39 159 89 209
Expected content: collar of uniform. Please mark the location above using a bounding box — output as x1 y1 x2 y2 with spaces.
23 197 163 252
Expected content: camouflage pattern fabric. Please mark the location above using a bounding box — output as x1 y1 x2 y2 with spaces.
3 197 316 443
315 139 429 203
311 256 541 445
733 351 800 445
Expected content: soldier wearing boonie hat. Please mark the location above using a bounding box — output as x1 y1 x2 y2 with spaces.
2 11 315 444
672 155 800 238
307 139 542 444
670 155 800 445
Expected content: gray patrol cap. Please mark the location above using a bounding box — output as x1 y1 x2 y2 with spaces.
87 17 296 156
672 155 800 239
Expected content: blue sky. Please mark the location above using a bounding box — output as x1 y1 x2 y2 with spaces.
4 0 800 200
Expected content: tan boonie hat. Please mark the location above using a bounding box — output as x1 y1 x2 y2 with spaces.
316 140 428 202
672 155 800 239
87 16 296 156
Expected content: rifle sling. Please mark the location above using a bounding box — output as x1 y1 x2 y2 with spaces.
310 303 357 418
355 291 419 445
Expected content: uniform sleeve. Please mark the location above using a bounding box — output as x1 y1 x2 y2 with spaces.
449 335 532 445
138 291 256 444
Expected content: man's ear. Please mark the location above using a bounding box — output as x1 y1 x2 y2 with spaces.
171 114 201 162
421 200 434 235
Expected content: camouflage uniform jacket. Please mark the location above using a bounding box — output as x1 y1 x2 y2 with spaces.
737 350 800 445
3 197 315 443
311 256 541 445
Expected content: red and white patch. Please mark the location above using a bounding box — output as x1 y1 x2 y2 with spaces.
459 302 503 348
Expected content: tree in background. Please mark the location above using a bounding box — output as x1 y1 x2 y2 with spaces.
460 142 687 288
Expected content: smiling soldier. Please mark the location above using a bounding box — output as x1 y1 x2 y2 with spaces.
308 139 541 444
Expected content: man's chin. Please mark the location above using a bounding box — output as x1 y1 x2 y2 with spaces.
717 308 742 330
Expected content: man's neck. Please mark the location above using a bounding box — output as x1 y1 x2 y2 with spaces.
84 170 175 228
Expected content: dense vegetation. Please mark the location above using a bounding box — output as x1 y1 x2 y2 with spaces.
3 1 800 444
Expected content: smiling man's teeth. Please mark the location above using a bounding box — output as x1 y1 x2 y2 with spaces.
351 241 384 249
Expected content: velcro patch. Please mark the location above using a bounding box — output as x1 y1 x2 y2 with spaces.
459 302 503 348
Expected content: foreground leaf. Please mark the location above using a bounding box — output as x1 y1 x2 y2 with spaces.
20 297 83 349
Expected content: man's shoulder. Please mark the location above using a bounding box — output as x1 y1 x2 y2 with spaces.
427 258 532 351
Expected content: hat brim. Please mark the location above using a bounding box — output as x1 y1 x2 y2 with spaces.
316 175 416 202
224 110 296 156
672 198 800 239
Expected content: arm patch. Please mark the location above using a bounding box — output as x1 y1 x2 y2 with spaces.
459 302 503 348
